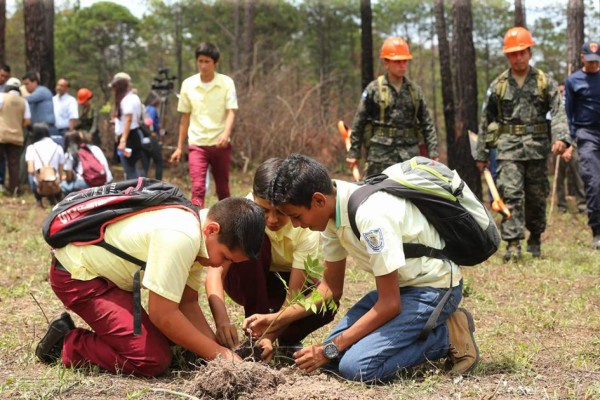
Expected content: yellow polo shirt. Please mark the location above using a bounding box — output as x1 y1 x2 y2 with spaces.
177 72 238 146
54 208 207 303
321 179 461 289
245 192 320 273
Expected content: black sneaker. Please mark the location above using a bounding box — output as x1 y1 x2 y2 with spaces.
592 235 600 250
35 312 75 364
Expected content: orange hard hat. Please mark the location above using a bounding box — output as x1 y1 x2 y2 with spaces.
503 27 535 53
77 88 93 104
380 37 413 60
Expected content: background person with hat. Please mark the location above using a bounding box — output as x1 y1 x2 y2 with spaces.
346 36 439 177
475 26 570 262
564 40 600 250
76 88 100 146
0 77 31 195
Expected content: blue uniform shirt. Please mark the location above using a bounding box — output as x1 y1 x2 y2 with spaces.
565 69 600 138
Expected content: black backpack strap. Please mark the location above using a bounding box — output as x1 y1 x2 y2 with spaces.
348 179 447 261
96 241 146 336
419 267 453 341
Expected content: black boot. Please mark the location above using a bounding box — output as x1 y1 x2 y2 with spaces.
503 240 521 262
527 233 541 258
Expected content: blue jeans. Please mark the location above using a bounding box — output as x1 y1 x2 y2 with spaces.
61 177 89 195
325 282 462 382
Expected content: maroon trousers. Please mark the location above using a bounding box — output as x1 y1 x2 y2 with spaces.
224 234 337 345
49 261 172 377
188 144 231 207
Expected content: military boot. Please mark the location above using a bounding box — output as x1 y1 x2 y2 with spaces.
592 235 600 250
445 308 480 376
527 233 541 258
503 240 521 262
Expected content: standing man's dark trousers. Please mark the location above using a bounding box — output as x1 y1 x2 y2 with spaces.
576 127 600 242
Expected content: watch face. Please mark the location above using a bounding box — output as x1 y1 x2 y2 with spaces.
323 342 339 359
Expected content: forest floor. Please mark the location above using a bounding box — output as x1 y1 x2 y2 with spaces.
0 164 599 399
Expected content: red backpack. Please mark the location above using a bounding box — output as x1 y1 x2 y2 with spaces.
78 144 107 187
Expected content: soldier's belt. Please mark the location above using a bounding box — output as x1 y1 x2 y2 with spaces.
374 127 417 137
499 123 548 136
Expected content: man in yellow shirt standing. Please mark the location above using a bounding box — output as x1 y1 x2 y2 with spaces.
170 42 238 207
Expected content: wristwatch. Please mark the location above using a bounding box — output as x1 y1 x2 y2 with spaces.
322 341 339 360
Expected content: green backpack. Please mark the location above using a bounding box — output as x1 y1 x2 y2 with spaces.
348 156 500 267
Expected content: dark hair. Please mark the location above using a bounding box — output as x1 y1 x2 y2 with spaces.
253 158 283 199
144 91 160 106
63 131 84 169
1 64 10 73
22 71 40 83
207 197 265 259
112 79 130 118
31 122 51 143
268 154 334 208
195 42 220 63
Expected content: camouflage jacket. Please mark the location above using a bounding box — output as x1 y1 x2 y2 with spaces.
476 66 570 161
348 74 439 159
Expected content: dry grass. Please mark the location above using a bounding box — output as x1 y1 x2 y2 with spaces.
0 168 599 399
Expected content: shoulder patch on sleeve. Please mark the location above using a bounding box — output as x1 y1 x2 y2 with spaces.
362 228 384 254
361 90 368 100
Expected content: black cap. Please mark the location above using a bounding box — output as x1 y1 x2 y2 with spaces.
582 41 600 62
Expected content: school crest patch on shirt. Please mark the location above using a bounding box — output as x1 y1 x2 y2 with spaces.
362 228 384 254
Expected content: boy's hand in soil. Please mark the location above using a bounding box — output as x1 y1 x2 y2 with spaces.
215 322 239 349
294 344 328 372
243 313 279 338
257 337 274 363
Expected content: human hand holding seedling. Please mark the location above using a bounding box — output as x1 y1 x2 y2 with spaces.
243 312 280 339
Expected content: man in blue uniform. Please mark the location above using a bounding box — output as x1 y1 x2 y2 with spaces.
565 40 600 249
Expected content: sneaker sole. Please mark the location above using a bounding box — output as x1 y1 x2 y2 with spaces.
457 308 480 375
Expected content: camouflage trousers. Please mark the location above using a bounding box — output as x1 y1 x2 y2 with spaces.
366 141 420 177
497 159 549 241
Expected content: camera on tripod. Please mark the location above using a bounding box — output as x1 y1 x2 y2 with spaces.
151 68 176 92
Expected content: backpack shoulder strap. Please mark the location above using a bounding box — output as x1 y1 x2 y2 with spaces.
495 69 511 100
377 75 390 123
404 76 420 126
536 69 548 99
34 143 58 167
348 179 446 260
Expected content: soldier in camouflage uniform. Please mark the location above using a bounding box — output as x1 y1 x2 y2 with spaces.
475 27 570 261
76 88 100 146
346 37 439 177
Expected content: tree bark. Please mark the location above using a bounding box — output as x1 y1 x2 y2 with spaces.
0 0 5 66
434 0 456 155
514 0 526 28
24 0 55 89
451 0 481 198
243 0 255 89
360 0 373 90
566 0 584 76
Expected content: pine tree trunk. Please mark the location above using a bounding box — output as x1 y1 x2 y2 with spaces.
567 0 584 76
434 0 456 154
0 0 5 66
514 0 526 28
360 0 373 90
24 0 55 89
451 0 481 198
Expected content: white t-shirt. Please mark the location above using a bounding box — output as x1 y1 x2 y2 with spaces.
114 92 141 135
53 93 79 130
25 137 65 183
64 144 113 183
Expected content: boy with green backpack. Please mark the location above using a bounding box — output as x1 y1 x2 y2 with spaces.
243 154 491 382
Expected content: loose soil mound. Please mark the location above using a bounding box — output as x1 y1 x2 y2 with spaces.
186 358 389 400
